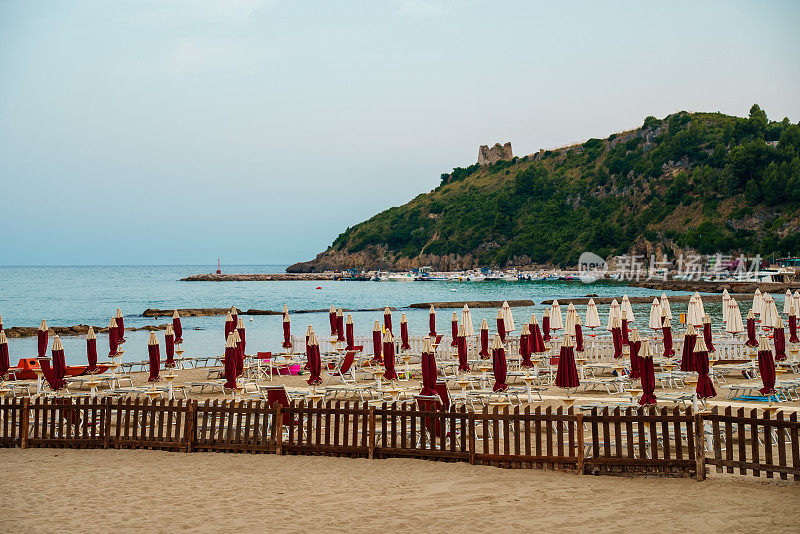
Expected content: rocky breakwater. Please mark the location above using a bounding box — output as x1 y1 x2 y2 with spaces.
181 273 337 282
410 300 535 309
4 324 170 339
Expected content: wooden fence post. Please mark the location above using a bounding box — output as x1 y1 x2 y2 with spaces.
185 400 196 453
103 396 112 449
576 413 584 475
368 406 376 459
694 413 706 481
275 405 283 455
468 412 476 465
20 397 30 450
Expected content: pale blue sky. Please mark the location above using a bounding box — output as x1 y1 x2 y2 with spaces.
1 0 798 266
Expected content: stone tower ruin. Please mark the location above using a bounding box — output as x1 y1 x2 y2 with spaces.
478 142 513 165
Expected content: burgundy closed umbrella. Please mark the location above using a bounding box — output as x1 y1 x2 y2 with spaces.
107 318 118 357
542 309 551 341
419 337 437 396
37 319 49 358
520 323 532 367
172 310 183 344
428 305 436 338
86 326 98 373
50 335 67 390
303 325 313 369
496 309 507 342
702 314 715 354
757 336 776 396
478 319 490 358
223 333 237 390
0 331 9 378
115 309 126 344
0 312 3 332
329 305 337 336
639 339 657 406
628 329 642 379
451 312 459 347
345 314 355 350
774 317 787 361
372 320 383 363
694 335 716 399
384 307 393 334
282 305 293 349
610 316 623 359
789 305 799 343
662 314 675 357
232 329 243 377
237 317 246 357
224 311 235 340
382 330 398 380
745 310 758 347
680 324 697 372
491 334 508 392
457 324 469 372
165 324 175 368
574 317 585 353
336 308 345 342
147 330 160 382
230 306 238 332
306 331 322 385
530 314 546 356
555 334 580 389
400 313 411 350
621 311 630 346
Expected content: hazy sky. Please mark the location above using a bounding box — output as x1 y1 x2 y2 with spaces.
1 0 798 266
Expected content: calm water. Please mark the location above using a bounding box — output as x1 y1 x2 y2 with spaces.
0 265 778 366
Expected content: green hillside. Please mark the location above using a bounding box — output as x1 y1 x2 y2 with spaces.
289 106 800 271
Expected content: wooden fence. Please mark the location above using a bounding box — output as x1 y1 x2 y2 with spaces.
1 397 798 481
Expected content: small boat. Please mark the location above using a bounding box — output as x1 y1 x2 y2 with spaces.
8 357 110 381
387 272 415 282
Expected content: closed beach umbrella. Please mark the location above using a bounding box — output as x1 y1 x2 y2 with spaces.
0 331 9 378
491 334 508 392
382 329 398 380
757 335 776 396
115 308 125 344
501 301 515 332
745 309 758 347
420 337 437 396
51 335 67 390
761 294 775 329
767 294 780 329
462 304 475 337
680 323 697 372
789 303 799 344
479 318 490 358
722 289 731 325
574 315 585 352
702 314 715 354
457 323 469 372
564 303 577 336
621 309 631 346
621 295 635 323
384 307 393 334
400 313 411 350
224 311 234 339
752 289 764 317
774 317 787 361
660 293 672 321
542 308 550 342
555 334 579 389
611 315 623 359
336 308 345 342
694 292 706 322
628 328 642 379
585 299 601 329
329 305 337 336
107 318 118 357
686 295 699 327
726 301 745 335
662 311 675 357
346 314 356 350
372 320 383 362
519 323 531 367
237 317 246 357
496 309 507 341
165 324 175 368
86 326 98 373
428 305 436 338
794 291 800 317
606 299 620 331
530 313 546 355
639 339 657 406
37 319 49 358
306 331 322 385
451 311 459 347
224 333 237 390
147 330 160 382
785 289 793 315
172 310 183 344
282 307 293 349
549 300 563 332
648 298 662 331
232 329 243 377
694 335 716 399
230 306 238 330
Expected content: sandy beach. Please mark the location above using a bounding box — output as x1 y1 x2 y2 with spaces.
1 448 798 533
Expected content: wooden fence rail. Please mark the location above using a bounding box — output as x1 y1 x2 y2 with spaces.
0 397 798 482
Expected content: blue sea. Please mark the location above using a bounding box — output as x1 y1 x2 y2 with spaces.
0 265 773 366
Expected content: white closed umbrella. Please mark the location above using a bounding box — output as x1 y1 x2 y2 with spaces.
607 299 620 331
785 289 793 315
762 294 776 329
727 301 744 334
550 300 563 331
769 295 780 328
660 293 672 320
461 304 475 337
585 299 601 329
564 304 576 336
794 291 800 317
752 289 764 316
722 289 731 325
648 298 662 330
621 295 635 323
694 291 706 321
501 301 515 332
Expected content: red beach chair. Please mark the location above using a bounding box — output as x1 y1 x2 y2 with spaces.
326 350 357 385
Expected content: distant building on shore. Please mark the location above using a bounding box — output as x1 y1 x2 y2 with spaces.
478 142 513 165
